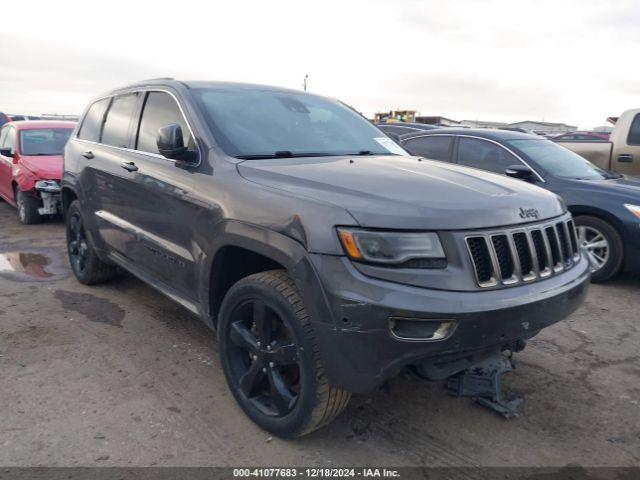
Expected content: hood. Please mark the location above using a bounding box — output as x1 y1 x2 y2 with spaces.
237 156 565 230
19 155 63 180
564 175 640 201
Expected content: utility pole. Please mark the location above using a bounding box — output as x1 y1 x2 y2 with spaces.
303 74 309 91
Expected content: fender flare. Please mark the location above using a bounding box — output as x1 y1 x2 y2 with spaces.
196 220 338 332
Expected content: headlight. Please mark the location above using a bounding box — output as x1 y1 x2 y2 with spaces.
35 180 61 193
624 204 640 219
337 228 446 268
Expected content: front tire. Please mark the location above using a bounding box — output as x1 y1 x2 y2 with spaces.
66 200 118 285
218 270 351 438
17 190 42 225
574 215 623 282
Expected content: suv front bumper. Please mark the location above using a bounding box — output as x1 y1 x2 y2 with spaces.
307 253 590 393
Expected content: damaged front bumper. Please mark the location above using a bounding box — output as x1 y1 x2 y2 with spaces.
35 180 62 215
307 253 590 394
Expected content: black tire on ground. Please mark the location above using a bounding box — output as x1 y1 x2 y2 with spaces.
574 215 624 283
66 200 118 285
218 270 351 438
16 190 42 225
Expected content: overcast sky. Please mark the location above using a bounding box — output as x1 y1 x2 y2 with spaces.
2 0 639 128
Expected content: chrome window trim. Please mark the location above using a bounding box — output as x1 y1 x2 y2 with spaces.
74 88 201 167
402 133 546 183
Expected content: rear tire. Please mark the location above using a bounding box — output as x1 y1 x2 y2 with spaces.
574 215 623 283
17 191 42 225
218 270 351 438
66 200 118 285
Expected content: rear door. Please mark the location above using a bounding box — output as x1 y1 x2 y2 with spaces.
612 112 640 175
119 90 199 298
73 93 141 256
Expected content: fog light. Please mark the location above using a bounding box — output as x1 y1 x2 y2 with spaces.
389 318 456 341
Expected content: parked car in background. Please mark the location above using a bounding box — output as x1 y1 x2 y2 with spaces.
398 129 640 281
0 120 75 224
553 131 610 141
62 79 588 437
376 122 438 141
555 109 640 176
0 112 10 128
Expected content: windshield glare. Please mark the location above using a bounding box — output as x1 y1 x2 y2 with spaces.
193 87 407 158
19 128 73 156
507 139 607 180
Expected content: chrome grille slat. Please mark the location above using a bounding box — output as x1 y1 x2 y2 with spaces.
485 235 502 283
506 233 522 281
525 230 540 278
465 215 579 288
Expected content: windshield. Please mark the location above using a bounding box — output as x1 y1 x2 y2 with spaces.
193 87 407 159
19 128 73 156
507 139 608 180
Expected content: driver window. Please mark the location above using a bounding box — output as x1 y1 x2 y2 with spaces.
457 137 522 175
135 92 194 155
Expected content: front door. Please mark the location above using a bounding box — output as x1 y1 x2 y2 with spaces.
116 90 200 299
0 125 17 203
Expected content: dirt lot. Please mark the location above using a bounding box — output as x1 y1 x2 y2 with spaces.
0 200 639 468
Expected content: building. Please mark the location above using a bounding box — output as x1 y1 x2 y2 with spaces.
506 121 576 134
460 119 508 129
415 116 461 127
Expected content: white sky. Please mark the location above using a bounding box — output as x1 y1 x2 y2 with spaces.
2 0 639 128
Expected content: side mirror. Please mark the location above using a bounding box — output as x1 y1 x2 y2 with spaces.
156 124 188 160
0 147 13 158
505 164 534 181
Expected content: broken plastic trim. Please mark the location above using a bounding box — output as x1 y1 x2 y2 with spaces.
447 351 523 418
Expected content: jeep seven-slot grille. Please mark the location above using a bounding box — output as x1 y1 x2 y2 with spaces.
466 217 580 288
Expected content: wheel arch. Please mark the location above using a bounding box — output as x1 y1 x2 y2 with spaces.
61 186 79 216
198 220 333 331
568 205 625 233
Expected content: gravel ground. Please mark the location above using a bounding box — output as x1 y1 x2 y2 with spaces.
0 200 639 468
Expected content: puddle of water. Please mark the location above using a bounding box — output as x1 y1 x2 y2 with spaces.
0 252 54 278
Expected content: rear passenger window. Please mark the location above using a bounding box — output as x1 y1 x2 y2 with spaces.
457 137 521 174
102 93 138 148
628 114 640 146
402 136 452 161
78 98 110 142
136 92 194 155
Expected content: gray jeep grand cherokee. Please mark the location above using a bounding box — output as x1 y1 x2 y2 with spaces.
63 79 590 437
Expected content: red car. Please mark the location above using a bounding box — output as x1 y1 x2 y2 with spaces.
0 120 75 224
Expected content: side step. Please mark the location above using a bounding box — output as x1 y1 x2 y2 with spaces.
447 352 523 418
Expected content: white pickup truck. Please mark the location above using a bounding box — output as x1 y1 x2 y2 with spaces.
554 108 640 176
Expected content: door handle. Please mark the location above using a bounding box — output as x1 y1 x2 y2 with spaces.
618 154 633 163
120 161 138 172
82 150 94 159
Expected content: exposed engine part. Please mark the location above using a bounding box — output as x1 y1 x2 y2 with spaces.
37 191 61 215
35 180 62 215
447 352 523 418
